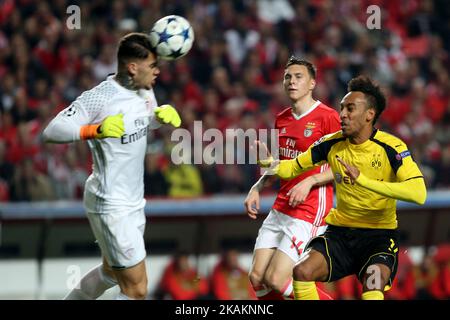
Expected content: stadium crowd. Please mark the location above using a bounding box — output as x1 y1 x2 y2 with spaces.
0 0 449 201
0 0 449 300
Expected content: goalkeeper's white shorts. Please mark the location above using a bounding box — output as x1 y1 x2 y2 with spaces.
87 208 146 269
254 209 327 263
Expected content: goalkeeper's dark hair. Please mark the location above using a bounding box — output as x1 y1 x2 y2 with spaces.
117 33 156 67
285 56 316 79
348 76 386 124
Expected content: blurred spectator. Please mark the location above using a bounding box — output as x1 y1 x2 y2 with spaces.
421 244 450 299
156 252 209 300
210 249 256 300
414 246 449 299
10 158 54 201
0 177 8 201
333 276 363 300
0 140 14 187
224 13 260 69
198 162 223 195
434 146 450 188
164 145 204 198
257 0 295 24
144 152 169 197
385 250 418 300
92 44 117 82
7 121 40 164
60 147 89 199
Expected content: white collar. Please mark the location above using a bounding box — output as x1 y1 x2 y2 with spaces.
291 100 321 120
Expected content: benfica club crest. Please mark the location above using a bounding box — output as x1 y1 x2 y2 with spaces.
304 122 316 137
304 128 313 137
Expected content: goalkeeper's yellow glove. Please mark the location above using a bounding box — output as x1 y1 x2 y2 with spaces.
97 114 125 138
154 104 181 128
80 114 124 140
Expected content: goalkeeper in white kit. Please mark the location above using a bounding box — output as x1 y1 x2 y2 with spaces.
42 33 181 300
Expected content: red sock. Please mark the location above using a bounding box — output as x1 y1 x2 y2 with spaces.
280 279 294 300
287 291 295 299
253 285 285 300
317 286 333 300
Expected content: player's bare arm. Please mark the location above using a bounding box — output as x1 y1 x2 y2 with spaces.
245 140 278 219
287 168 334 208
244 172 278 219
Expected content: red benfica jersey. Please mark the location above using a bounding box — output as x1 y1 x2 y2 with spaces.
272 101 341 225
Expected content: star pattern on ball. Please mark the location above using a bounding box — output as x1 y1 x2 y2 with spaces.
167 27 191 58
157 29 170 44
167 16 177 24
181 27 190 41
170 49 184 59
150 15 194 60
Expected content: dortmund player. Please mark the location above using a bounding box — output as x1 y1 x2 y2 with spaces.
258 76 427 300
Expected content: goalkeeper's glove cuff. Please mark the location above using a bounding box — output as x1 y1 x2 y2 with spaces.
80 114 124 140
80 124 101 140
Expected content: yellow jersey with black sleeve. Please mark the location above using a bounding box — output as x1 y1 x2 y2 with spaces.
275 129 426 229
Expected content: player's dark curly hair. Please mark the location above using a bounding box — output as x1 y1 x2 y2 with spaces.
117 32 156 67
285 56 317 79
348 76 386 124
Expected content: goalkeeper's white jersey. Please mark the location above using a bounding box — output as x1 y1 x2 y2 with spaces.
43 76 161 213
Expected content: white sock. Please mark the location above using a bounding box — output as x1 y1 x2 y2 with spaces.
116 292 133 300
281 279 293 298
63 264 117 300
253 284 271 298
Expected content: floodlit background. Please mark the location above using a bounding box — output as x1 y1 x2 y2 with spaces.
0 0 449 300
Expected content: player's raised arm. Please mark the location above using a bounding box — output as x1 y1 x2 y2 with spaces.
256 146 304 180
259 134 333 180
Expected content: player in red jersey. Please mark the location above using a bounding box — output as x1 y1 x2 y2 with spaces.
245 57 340 300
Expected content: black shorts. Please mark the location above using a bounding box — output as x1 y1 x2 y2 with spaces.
306 225 399 289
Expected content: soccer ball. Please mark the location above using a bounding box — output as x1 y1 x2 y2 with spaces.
149 15 194 60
